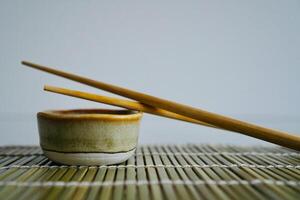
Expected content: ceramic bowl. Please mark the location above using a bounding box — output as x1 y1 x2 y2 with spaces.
37 109 142 165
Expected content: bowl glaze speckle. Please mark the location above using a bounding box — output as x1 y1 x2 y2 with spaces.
37 109 142 165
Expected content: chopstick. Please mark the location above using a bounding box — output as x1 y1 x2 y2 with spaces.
44 85 219 128
22 61 300 150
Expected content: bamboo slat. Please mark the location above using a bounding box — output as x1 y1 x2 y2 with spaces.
0 144 299 200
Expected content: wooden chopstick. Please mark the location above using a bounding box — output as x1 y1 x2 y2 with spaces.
44 85 219 128
22 61 300 150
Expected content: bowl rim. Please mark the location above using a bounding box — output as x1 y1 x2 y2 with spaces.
38 108 143 121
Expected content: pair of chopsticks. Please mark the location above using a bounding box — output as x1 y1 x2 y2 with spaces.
22 61 300 151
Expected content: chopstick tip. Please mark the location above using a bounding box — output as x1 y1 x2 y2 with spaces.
21 60 33 67
44 85 51 91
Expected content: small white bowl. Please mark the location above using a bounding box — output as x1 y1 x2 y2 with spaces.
37 109 143 165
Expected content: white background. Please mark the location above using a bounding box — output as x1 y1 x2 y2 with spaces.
1 1 299 146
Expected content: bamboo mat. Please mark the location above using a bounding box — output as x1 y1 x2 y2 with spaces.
0 145 299 200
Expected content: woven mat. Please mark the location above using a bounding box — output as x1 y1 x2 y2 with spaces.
0 145 299 200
